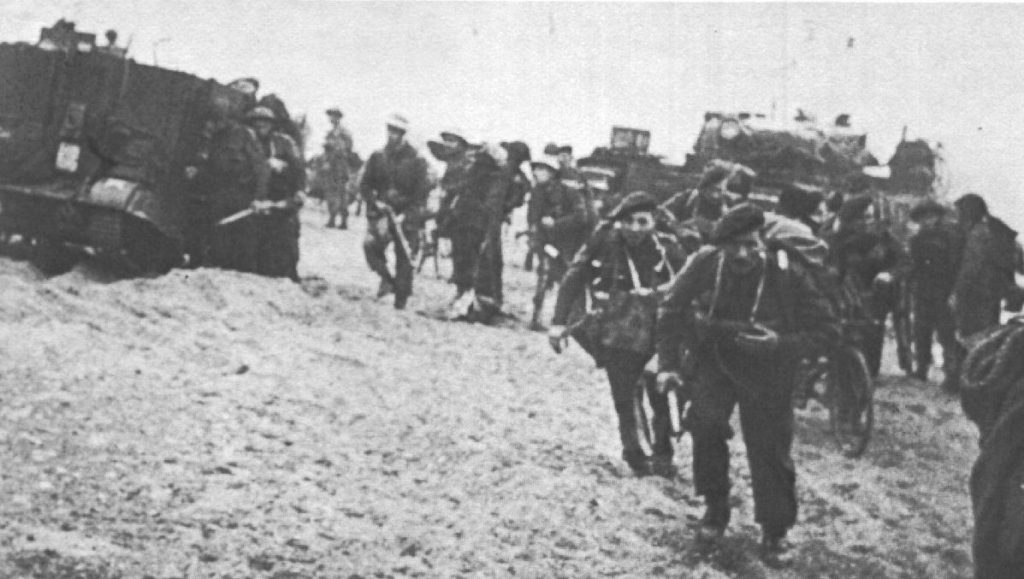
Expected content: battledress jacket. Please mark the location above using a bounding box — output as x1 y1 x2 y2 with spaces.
262 131 306 206
359 141 432 224
953 217 1018 336
527 179 590 259
909 222 963 302
551 223 688 365
197 121 270 219
656 246 840 382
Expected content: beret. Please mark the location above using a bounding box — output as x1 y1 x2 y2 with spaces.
606 191 659 221
712 203 766 243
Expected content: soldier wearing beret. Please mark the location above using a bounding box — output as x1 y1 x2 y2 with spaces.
656 203 839 567
548 192 689 477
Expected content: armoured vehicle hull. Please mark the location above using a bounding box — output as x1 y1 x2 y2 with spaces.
0 25 246 270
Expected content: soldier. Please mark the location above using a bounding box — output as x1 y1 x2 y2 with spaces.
432 129 481 298
907 200 963 389
951 193 1020 341
555 144 599 232
460 143 514 323
192 95 269 273
527 154 590 330
359 114 432 310
656 204 839 567
829 194 907 377
661 163 730 251
311 140 351 229
775 184 826 235
248 106 305 281
226 77 260 111
325 106 354 154
501 141 532 219
258 94 304 155
548 192 688 477
321 110 354 230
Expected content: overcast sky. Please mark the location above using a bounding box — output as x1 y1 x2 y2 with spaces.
3 1 1023 228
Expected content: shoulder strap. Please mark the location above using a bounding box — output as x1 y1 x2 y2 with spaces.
624 247 643 289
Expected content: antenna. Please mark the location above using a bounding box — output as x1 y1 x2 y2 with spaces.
152 37 171 66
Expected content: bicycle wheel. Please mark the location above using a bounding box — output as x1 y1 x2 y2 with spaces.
793 358 828 410
827 345 875 458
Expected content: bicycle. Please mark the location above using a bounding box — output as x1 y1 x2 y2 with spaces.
793 318 877 458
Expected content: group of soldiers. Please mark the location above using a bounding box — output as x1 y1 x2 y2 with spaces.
185 77 306 281
186 96 1020 570
533 163 1023 568
352 116 596 321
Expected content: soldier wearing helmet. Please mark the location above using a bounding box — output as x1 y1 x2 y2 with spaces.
190 95 269 273
247 104 306 281
526 153 590 330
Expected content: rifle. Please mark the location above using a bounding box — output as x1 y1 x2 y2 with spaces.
377 202 414 262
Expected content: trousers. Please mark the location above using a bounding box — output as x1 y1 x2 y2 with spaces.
603 348 673 463
689 351 797 533
364 215 421 307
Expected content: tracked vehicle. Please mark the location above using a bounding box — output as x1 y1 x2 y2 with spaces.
0 20 248 271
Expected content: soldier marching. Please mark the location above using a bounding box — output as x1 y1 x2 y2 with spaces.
184 89 1024 572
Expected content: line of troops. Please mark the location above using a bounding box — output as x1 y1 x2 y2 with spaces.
188 98 1019 571
533 168 1020 567
345 112 1023 565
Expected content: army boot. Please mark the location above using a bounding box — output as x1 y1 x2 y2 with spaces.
913 363 929 382
650 454 677 479
697 494 730 543
760 527 795 569
376 277 396 299
622 450 651 477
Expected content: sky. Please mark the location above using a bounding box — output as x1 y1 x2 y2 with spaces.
2 1 1023 228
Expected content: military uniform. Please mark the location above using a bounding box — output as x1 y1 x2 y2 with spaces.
325 124 354 154
438 154 482 296
829 227 907 376
953 216 1018 338
467 155 513 316
526 178 589 273
909 220 963 381
359 140 432 309
313 145 351 229
657 211 838 539
254 130 305 280
552 193 688 473
195 120 269 273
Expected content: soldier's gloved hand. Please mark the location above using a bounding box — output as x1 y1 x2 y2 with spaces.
541 216 555 229
268 158 288 173
734 323 780 355
655 371 682 395
547 325 569 354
